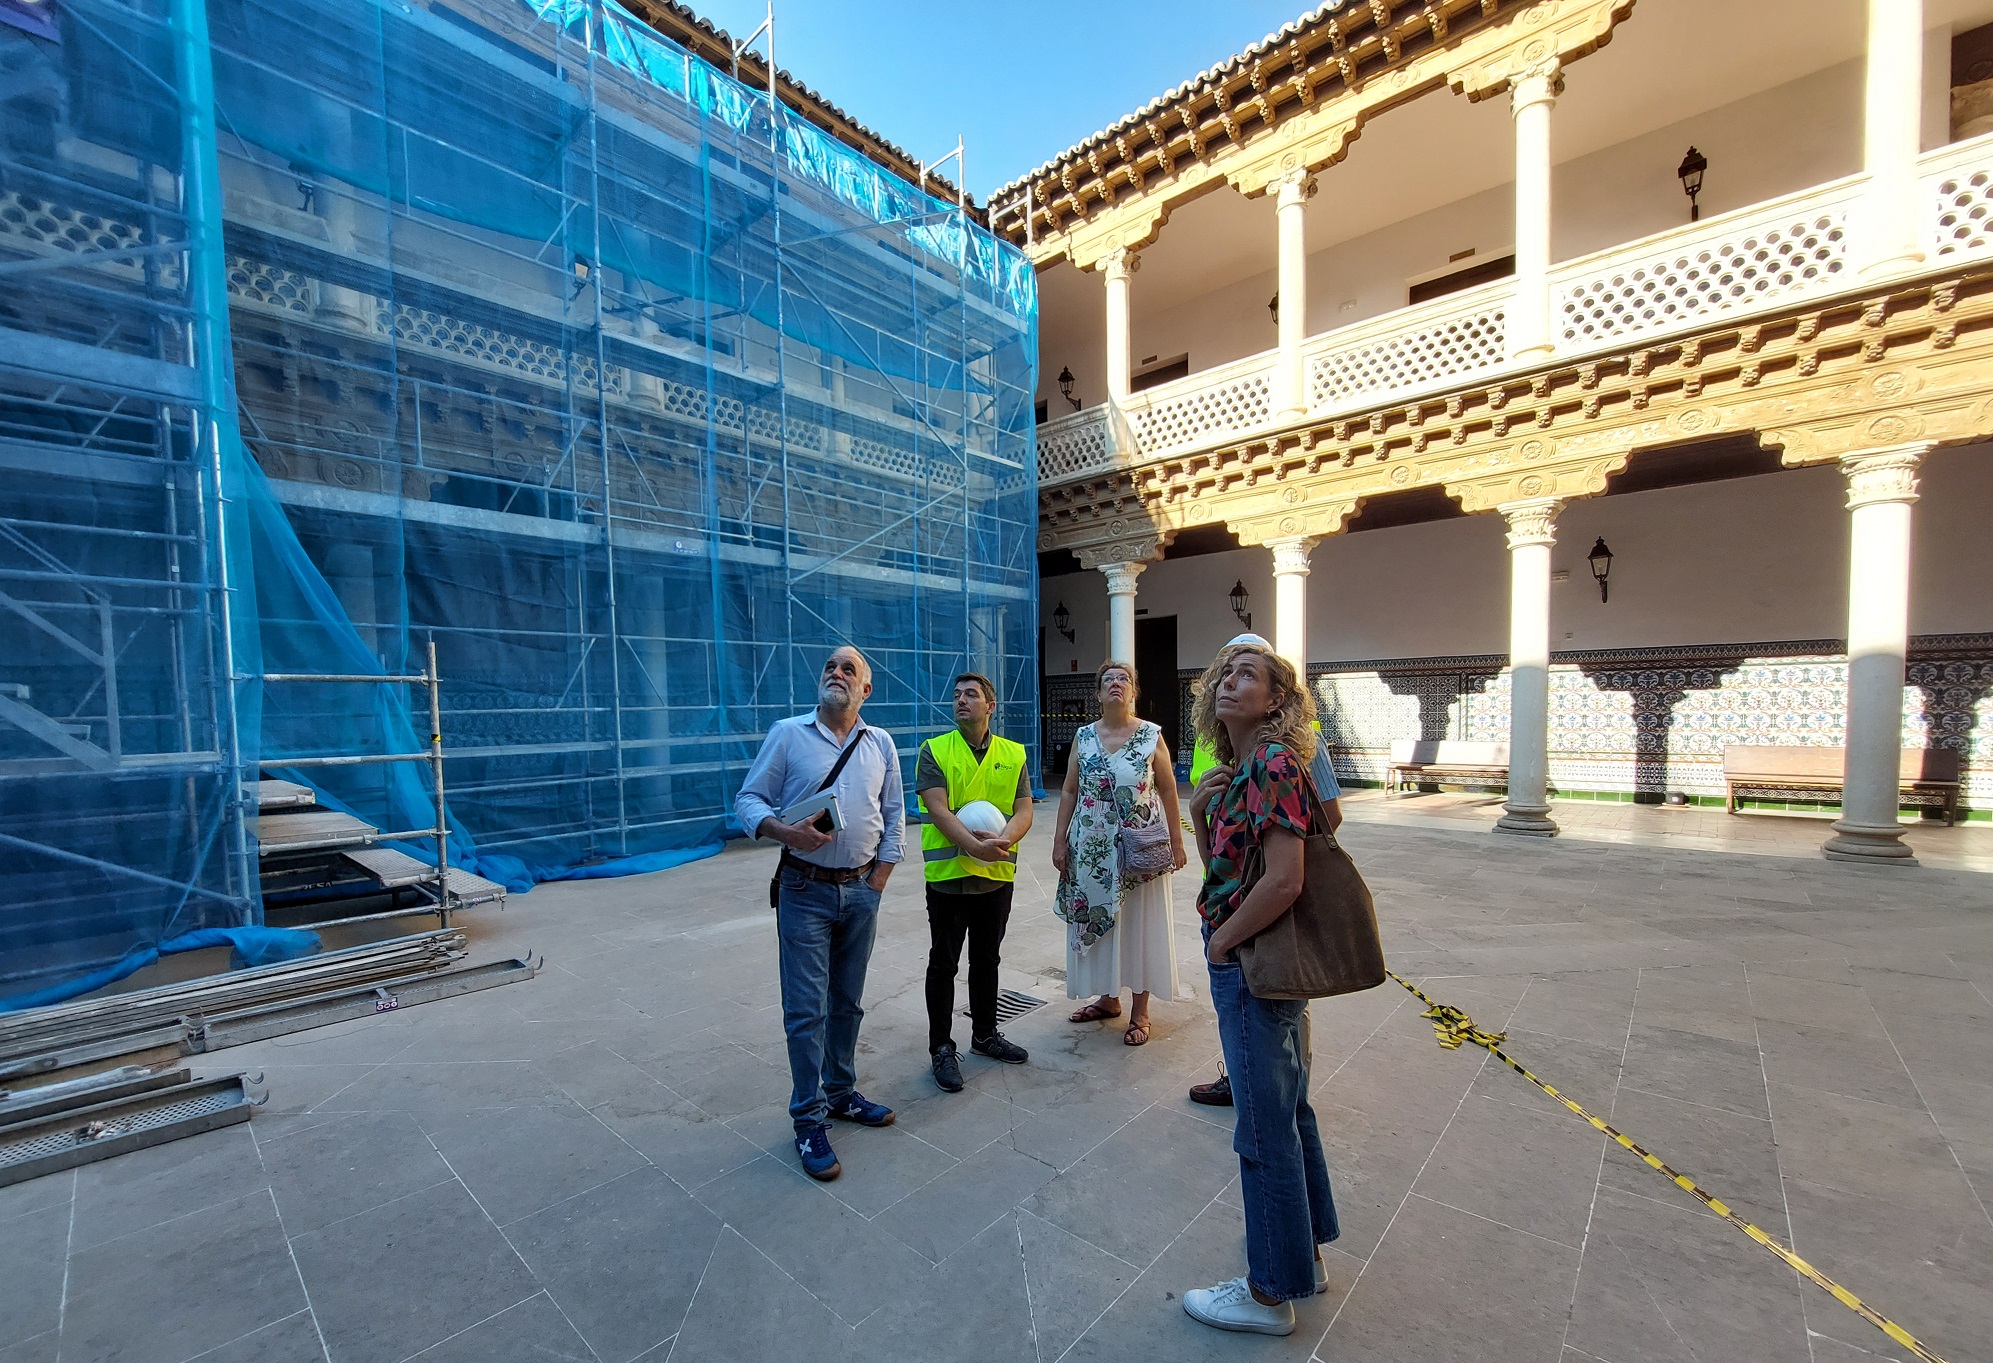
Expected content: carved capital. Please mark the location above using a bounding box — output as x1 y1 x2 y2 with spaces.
1509 57 1564 114
1097 559 1149 596
1499 496 1565 549
1268 535 1320 576
1840 443 1930 510
1097 247 1142 282
1274 169 1319 210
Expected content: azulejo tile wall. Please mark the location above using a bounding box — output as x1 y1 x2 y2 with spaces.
1305 634 1993 807
1039 635 1992 809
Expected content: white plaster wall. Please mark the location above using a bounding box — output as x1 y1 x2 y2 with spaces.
1040 446 1993 675
1036 39 1957 411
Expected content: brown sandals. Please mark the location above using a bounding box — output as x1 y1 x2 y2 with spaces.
1123 1020 1151 1046
1068 998 1121 1023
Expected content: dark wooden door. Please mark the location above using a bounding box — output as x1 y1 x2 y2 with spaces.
1134 615 1179 757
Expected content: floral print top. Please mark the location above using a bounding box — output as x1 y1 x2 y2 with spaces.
1196 741 1311 930
1054 721 1163 952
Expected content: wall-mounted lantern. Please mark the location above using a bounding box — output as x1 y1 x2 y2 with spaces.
1677 146 1707 222
1057 366 1080 411
1052 601 1076 643
1587 537 1615 603
1229 580 1253 629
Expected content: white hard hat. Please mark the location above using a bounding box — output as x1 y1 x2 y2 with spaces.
1223 632 1273 651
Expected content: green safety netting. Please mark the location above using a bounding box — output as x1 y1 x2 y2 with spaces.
0 0 1038 1003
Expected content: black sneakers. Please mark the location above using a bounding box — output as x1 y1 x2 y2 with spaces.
932 1045 965 1092
1188 1065 1234 1107
972 1031 1029 1065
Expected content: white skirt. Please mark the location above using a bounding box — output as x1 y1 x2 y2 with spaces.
1066 872 1181 1000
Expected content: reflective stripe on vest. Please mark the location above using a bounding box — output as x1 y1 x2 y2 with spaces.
918 729 1026 884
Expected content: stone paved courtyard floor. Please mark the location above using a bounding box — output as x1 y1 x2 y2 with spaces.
3 798 1991 1363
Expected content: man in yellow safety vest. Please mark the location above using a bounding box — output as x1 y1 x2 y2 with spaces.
915 672 1034 1092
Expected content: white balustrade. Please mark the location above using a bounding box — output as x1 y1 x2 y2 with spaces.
1925 134 1993 261
1550 182 1860 351
1121 350 1276 459
1036 405 1117 482
1304 281 1509 410
1026 136 1993 489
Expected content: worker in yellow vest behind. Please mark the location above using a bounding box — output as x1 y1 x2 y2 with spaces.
916 672 1034 1093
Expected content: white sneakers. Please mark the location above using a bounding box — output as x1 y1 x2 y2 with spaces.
1181 1277 1297 1336
1181 1259 1326 1335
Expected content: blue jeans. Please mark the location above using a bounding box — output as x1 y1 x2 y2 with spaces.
1205 931 1341 1303
776 867 881 1133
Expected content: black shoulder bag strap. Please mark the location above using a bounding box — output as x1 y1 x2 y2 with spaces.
769 724 868 907
810 723 869 820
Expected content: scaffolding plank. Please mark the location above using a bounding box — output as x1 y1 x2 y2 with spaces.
252 809 377 854
340 846 436 889
0 1030 192 1085
0 1074 258 1188
0 324 203 401
195 957 539 1050
442 867 507 909
255 779 316 809
0 1068 191 1128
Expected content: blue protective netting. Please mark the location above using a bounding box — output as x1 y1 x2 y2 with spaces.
0 0 1039 1002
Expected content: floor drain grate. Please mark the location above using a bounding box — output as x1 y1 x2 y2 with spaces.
964 989 1048 1025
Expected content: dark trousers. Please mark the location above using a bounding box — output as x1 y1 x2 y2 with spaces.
924 880 1014 1053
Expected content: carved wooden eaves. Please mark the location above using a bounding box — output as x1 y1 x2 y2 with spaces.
994 0 1636 272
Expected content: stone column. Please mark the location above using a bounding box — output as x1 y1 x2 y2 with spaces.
1497 497 1564 836
1100 559 1146 665
1099 247 1141 403
1508 58 1562 360
1857 0 1928 278
1269 536 1319 679
1274 170 1317 419
312 183 374 332
1824 443 1929 864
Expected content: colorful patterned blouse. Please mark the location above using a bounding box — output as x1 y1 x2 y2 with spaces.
1196 741 1312 930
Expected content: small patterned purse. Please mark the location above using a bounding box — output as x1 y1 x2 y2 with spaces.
1116 817 1174 883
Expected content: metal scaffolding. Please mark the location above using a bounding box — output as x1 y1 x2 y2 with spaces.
0 0 1038 1001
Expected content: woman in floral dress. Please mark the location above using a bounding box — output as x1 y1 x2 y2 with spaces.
1051 660 1187 1045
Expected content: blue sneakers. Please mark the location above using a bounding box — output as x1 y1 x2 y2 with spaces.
796 1123 841 1181
827 1090 896 1127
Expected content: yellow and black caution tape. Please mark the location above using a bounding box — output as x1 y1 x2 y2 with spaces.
1386 970 1952 1363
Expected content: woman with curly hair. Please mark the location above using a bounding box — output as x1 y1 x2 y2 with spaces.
1179 641 1342 1336
1051 660 1187 1046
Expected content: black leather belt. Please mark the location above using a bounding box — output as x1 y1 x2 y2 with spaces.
780 851 876 884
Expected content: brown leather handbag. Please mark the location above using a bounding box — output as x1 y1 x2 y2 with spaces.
1233 778 1387 1001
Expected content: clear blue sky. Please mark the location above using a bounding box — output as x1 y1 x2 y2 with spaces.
689 0 1324 199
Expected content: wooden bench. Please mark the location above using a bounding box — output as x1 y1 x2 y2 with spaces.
1388 740 1511 795
1721 745 1962 825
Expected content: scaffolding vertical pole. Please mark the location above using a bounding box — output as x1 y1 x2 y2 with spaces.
171 0 253 917
584 4 630 854
696 135 732 819
760 4 798 714
426 636 450 923
959 187 972 689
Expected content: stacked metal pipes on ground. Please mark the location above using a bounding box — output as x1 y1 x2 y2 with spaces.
0 930 472 1079
0 929 540 1185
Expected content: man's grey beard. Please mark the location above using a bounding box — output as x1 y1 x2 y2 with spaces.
818 681 859 713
